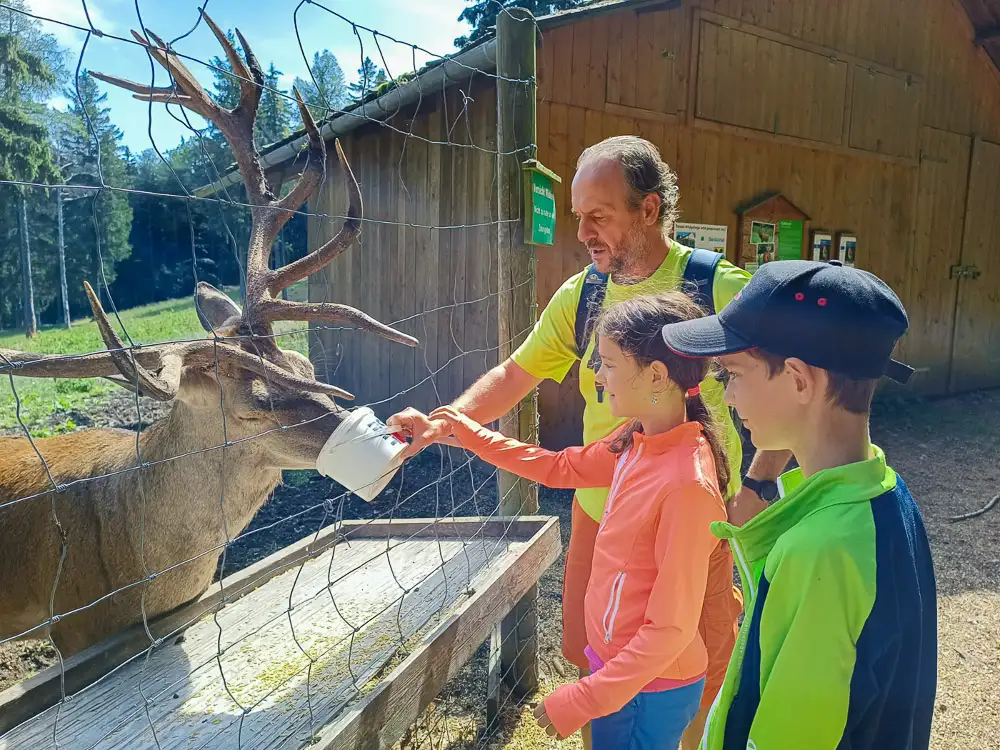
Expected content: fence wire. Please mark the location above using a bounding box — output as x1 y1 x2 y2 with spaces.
0 3 555 749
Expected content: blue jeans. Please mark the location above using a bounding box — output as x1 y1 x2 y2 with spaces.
591 678 705 750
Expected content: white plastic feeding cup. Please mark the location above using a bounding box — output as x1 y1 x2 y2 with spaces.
315 407 408 502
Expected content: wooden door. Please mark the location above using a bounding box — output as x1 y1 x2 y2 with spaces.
950 137 1000 392
903 128 970 395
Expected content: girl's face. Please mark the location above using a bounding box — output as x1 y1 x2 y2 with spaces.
595 336 657 418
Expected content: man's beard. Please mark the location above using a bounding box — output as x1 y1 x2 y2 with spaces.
608 220 652 284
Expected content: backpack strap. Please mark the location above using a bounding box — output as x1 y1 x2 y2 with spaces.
575 264 609 358
682 247 724 314
574 249 722 357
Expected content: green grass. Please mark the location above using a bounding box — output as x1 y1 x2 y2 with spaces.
1 282 309 435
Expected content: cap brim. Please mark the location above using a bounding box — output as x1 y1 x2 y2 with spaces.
884 359 915 384
660 315 755 358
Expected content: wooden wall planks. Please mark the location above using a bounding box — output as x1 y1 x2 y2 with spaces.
309 78 499 419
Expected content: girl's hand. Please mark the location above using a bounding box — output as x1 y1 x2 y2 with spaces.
532 701 563 739
428 404 463 424
386 408 460 459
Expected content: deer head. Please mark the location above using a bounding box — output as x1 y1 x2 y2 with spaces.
0 11 415 469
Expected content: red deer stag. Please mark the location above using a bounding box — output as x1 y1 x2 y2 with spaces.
0 12 416 657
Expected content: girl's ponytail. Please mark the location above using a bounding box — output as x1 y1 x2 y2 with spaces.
682 383 731 496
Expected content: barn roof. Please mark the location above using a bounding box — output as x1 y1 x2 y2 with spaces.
958 0 1000 74
193 0 678 197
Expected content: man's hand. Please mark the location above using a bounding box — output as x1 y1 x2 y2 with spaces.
386 407 457 460
532 701 563 739
727 485 770 526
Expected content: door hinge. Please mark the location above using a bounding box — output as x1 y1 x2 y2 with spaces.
950 264 982 280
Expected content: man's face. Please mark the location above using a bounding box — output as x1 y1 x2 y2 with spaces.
718 352 802 452
571 158 655 280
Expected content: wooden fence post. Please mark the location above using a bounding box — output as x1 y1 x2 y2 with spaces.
493 6 540 715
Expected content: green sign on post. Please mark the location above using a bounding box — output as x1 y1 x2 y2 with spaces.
522 159 561 246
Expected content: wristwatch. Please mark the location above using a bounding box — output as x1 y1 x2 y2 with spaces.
743 476 779 502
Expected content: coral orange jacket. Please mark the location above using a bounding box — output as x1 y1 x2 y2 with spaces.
436 410 729 737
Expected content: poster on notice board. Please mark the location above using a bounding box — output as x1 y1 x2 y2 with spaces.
750 221 776 266
811 231 833 262
674 223 728 254
837 232 857 267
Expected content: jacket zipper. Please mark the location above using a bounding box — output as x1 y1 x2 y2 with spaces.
599 446 644 534
598 445 644 644
602 571 628 643
700 534 755 750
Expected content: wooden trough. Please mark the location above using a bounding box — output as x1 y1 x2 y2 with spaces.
0 516 560 749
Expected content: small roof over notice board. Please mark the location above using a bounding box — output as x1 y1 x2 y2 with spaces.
736 192 811 270
736 191 811 221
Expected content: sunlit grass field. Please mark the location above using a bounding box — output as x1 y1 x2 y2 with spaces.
0 282 308 434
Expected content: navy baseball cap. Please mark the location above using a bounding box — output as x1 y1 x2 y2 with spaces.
661 260 914 383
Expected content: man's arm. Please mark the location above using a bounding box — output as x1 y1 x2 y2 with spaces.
391 272 579 458
727 448 793 526
746 448 794 482
392 358 541 458
451 358 542 425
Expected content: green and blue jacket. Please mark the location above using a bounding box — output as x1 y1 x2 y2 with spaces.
701 446 937 750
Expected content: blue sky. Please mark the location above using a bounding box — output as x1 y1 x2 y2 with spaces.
33 0 471 153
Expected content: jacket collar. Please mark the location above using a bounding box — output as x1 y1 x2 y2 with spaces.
711 445 897 561
631 420 703 456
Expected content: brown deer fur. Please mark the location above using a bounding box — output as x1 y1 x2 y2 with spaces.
0 313 344 656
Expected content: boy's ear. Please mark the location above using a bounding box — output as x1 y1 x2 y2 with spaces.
783 358 821 404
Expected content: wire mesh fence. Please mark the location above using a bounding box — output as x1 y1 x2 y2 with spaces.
0 2 550 748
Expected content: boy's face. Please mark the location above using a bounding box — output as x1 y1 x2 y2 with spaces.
718 351 805 452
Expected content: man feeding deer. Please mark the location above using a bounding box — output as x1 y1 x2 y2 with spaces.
0 12 416 659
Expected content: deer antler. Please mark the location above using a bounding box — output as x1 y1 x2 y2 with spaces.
91 10 416 352
0 282 356 401
3 16 417 404
71 10 418 402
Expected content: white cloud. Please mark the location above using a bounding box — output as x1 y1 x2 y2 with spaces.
28 0 116 47
47 94 72 110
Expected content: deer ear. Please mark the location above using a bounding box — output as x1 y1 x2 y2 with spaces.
195 282 242 332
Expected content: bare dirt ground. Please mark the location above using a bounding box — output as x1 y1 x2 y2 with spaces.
2 389 998 749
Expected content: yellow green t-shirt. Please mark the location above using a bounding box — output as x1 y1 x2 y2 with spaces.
512 241 752 521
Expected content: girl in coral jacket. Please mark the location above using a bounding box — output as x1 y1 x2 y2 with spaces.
391 292 735 750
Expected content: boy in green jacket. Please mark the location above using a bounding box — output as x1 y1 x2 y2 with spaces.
660 260 937 750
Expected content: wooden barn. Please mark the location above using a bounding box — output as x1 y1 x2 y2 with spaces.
207 0 1000 449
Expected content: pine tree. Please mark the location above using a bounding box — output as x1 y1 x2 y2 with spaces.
0 32 58 336
454 0 584 47
257 63 292 148
60 71 132 316
293 50 348 121
347 56 388 99
48 108 89 328
0 0 66 98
